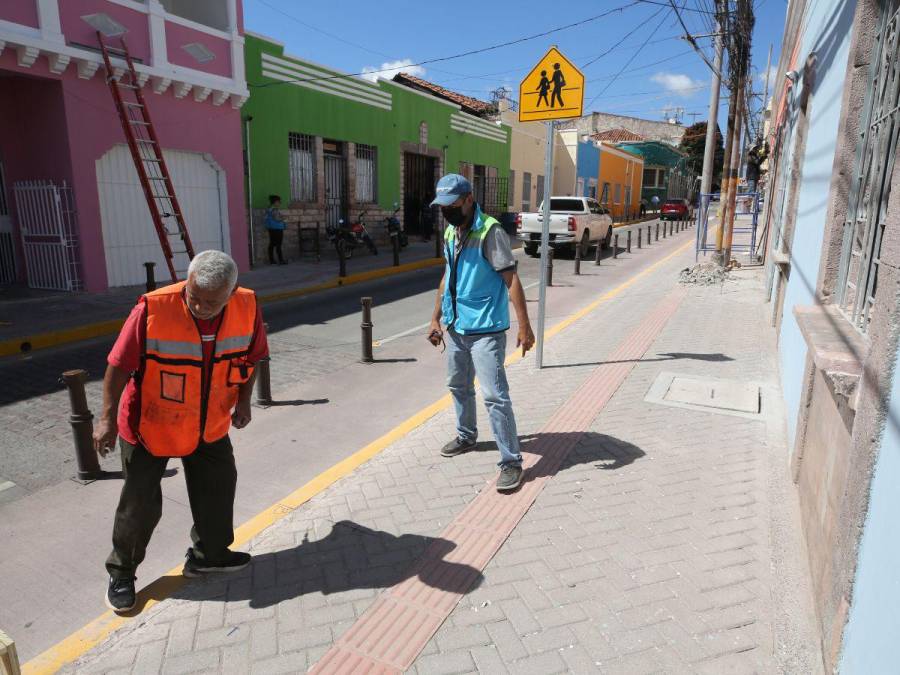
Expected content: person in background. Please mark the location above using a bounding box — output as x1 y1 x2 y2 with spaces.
264 194 287 265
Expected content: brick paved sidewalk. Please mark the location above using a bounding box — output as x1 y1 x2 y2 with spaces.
52 250 823 674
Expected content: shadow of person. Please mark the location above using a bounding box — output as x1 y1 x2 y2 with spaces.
521 432 646 484
167 521 483 608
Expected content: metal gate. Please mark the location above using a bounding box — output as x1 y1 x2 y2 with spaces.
324 154 345 231
472 175 509 218
404 153 437 238
0 162 16 284
14 180 82 291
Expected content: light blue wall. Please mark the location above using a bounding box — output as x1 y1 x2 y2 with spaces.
577 141 599 195
777 0 856 447
840 349 900 674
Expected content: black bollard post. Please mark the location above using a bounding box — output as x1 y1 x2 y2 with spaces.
361 297 374 363
338 242 347 278
626 229 632 253
392 233 400 267
256 322 272 405
547 247 554 287
638 228 642 249
613 234 619 259
61 369 104 481
144 262 156 293
574 241 582 275
663 220 668 238
656 222 660 241
647 225 652 245
594 238 602 265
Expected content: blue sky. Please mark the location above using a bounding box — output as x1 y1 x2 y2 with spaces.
244 0 787 132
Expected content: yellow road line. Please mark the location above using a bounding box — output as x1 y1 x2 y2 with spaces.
0 258 445 358
23 237 695 675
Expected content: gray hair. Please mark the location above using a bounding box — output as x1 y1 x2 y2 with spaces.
187 250 238 290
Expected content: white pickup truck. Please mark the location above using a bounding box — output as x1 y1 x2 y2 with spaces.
516 196 614 257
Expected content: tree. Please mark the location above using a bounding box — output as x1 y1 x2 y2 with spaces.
679 121 724 185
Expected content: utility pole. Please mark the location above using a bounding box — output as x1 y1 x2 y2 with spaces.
722 87 745 262
700 23 724 241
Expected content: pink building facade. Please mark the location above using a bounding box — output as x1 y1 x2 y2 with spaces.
0 0 249 292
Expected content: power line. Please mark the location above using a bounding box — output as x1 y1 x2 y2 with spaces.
585 9 673 108
581 6 665 68
249 2 639 89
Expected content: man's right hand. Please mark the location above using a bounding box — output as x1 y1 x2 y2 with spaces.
93 417 118 458
428 319 443 346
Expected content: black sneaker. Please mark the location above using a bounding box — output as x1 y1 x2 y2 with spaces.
441 437 476 458
182 548 251 578
105 576 136 613
497 465 523 492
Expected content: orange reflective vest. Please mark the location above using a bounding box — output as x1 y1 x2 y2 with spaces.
137 281 257 457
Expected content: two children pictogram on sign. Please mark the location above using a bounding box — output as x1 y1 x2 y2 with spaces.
536 63 566 108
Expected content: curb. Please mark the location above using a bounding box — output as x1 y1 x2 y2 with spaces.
0 257 446 358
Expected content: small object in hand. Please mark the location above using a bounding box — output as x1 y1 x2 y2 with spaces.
428 329 446 353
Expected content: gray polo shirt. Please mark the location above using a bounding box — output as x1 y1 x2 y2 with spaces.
454 223 516 273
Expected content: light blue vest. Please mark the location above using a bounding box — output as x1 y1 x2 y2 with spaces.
442 208 510 335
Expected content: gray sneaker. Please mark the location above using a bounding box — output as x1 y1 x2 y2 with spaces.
441 437 476 457
497 465 523 492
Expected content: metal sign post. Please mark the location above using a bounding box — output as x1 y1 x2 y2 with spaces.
535 121 555 369
520 46 583 369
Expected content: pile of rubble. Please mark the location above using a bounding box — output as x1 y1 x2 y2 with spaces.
679 262 730 285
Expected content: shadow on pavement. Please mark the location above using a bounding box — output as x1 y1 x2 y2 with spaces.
259 398 330 407
523 432 647 484
169 521 484 608
542 351 733 369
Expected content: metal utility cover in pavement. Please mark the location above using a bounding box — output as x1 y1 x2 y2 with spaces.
645 372 762 418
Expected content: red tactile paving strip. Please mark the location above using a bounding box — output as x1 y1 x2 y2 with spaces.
309 289 687 674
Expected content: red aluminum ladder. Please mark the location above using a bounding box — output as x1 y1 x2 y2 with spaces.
97 33 195 282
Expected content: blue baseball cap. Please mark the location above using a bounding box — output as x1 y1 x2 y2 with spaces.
431 173 472 207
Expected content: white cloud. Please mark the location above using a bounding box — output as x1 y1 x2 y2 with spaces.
650 72 705 96
361 59 425 83
758 65 778 87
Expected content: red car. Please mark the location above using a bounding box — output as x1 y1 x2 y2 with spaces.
660 198 693 220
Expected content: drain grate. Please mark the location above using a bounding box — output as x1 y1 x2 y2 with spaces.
645 372 762 418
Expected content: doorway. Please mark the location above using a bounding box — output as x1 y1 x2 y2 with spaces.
403 153 437 239
324 140 346 232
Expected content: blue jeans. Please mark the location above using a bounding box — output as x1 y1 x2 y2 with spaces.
446 330 522 468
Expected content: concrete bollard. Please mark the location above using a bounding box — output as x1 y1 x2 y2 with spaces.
361 297 374 363
60 369 104 481
143 262 156 293
613 234 619 259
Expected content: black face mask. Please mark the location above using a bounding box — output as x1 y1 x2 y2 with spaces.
442 205 467 226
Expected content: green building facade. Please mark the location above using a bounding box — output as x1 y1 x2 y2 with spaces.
243 33 511 261
615 141 694 206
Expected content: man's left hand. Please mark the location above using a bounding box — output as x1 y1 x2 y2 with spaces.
517 324 536 356
232 400 252 429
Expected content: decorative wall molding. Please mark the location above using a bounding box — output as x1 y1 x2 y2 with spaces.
16 45 39 68
47 52 69 74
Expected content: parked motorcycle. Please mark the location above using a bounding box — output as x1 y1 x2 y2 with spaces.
384 202 408 249
326 210 378 259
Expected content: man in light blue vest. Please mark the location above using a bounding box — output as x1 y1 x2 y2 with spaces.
428 174 534 492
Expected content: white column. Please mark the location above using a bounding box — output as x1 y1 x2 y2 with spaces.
231 34 245 89
36 0 64 44
147 0 168 69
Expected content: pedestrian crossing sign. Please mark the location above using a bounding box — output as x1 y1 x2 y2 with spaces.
519 46 584 122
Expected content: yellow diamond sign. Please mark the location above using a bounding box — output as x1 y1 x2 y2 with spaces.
519 46 584 123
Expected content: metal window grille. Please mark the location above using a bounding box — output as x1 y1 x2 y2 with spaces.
522 172 532 211
355 144 377 203
837 0 900 333
642 168 656 188
508 169 516 208
288 132 316 202
536 175 545 208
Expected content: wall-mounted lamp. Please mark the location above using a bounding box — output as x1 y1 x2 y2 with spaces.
81 13 127 37
182 42 215 64
785 70 799 83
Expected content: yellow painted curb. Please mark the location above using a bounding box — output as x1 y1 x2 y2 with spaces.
24 238 696 674
0 258 446 359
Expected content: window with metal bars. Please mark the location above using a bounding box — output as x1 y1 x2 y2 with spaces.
536 175 545 208
508 169 516 208
355 144 377 203
837 0 900 333
288 133 316 202
522 172 532 212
